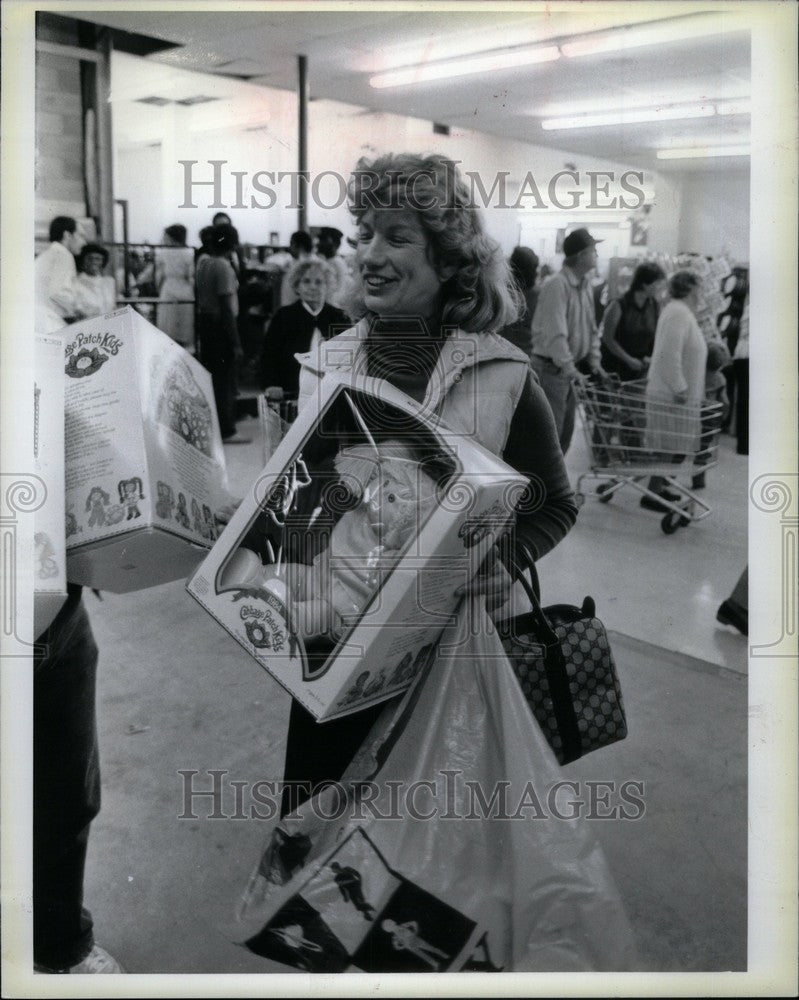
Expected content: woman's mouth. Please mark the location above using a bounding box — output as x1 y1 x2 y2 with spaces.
363 274 394 291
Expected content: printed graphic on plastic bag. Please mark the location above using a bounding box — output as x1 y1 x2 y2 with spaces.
243 829 479 972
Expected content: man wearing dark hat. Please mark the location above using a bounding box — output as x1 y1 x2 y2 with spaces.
531 227 607 452
316 226 350 309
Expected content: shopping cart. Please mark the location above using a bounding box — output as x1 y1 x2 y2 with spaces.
573 377 725 534
258 388 299 465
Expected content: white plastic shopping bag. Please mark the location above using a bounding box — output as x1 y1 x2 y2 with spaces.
229 598 638 972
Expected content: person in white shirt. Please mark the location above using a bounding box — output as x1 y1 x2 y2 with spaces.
34 216 86 333
76 243 117 318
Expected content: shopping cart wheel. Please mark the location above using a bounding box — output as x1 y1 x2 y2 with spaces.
597 482 615 503
661 511 685 534
575 492 585 508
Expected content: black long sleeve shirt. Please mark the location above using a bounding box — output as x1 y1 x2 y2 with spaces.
364 329 578 567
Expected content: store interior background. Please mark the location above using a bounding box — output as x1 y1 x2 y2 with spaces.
27 4 774 975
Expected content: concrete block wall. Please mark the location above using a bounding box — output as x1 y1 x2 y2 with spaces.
35 14 86 240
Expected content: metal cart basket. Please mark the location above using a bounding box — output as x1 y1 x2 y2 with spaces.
573 377 725 534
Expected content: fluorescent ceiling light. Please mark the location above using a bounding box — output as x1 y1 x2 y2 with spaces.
533 81 751 118
656 144 750 159
716 99 751 115
561 13 737 58
542 103 715 130
369 45 560 88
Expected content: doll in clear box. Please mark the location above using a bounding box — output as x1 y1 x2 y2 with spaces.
224 440 439 642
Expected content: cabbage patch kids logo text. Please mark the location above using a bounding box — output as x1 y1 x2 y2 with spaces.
65 329 123 378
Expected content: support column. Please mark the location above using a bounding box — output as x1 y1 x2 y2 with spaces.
298 54 308 233
94 27 115 242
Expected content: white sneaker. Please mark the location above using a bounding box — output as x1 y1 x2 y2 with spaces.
36 944 125 974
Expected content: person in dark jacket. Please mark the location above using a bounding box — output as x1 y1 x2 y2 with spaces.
259 259 349 397
498 245 539 356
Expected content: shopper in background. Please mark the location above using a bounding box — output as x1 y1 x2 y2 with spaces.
195 222 248 443
34 215 86 334
259 258 349 398
600 262 665 381
211 212 245 277
530 227 607 453
75 242 117 318
280 231 316 308
316 226 351 309
642 270 707 511
498 245 539 356
155 224 195 351
733 299 749 455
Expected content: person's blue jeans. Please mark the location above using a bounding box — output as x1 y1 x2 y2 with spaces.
34 596 100 969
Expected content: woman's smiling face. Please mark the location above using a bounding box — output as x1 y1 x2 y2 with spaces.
355 207 445 321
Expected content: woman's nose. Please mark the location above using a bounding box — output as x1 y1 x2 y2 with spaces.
359 234 386 267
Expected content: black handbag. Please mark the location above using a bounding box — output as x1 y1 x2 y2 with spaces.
497 544 627 765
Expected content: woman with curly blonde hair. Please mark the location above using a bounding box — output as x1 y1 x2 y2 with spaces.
286 153 579 811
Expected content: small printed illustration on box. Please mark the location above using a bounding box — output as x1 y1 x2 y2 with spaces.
65 505 82 537
153 357 215 456
35 532 59 580
156 481 175 520
85 486 111 527
118 477 145 520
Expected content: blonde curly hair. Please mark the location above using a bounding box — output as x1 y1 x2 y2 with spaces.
346 153 519 333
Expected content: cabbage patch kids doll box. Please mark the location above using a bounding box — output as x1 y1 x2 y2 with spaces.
187 374 526 720
63 306 229 592
34 332 68 635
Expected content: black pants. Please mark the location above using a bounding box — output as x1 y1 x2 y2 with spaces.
734 358 749 455
280 698 387 818
34 597 100 969
197 313 238 438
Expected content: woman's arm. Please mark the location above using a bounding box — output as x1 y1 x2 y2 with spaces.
601 301 644 372
499 372 579 564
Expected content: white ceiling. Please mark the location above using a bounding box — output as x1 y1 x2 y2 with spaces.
72 6 752 173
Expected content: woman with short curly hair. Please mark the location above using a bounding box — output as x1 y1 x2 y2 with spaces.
259 257 349 397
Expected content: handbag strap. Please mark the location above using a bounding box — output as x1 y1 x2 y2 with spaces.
507 540 558 645
508 540 583 764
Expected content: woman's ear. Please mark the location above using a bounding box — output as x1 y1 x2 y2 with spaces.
437 261 457 282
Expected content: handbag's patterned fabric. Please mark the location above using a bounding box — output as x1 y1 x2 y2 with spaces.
501 612 627 764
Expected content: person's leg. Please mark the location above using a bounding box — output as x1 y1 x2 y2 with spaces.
198 317 237 439
717 566 748 635
560 382 578 454
280 698 387 818
34 599 100 971
531 360 571 452
734 358 749 455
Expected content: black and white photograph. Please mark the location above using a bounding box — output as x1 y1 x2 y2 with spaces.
1 1 796 996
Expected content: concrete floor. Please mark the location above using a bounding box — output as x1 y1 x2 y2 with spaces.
77 411 748 976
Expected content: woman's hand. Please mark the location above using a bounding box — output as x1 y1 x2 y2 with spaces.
454 546 513 613
215 497 243 528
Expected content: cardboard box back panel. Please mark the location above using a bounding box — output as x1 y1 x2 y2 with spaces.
188 374 526 720
34 332 68 636
64 306 229 592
